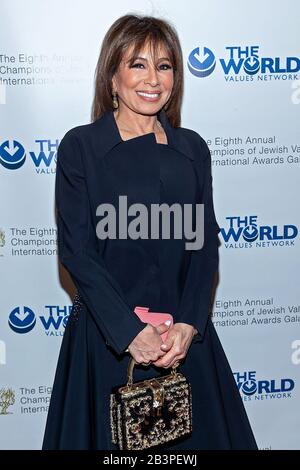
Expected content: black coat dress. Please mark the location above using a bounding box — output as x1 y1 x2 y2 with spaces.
42 109 258 450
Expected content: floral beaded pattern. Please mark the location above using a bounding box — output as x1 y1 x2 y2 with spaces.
110 372 192 450
71 292 83 322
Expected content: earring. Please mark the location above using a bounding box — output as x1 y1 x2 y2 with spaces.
112 91 119 109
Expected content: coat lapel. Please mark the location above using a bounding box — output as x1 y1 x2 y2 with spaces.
93 109 195 162
90 109 203 223
89 109 204 261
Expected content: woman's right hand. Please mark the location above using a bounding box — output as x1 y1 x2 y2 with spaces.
127 322 170 365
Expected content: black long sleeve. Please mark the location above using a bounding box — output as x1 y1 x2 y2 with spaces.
55 130 146 356
176 140 220 341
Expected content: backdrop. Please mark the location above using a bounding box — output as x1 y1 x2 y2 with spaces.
1 0 299 450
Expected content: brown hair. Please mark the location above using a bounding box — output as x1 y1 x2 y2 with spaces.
91 14 184 127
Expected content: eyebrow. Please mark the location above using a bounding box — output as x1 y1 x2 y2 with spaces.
126 56 171 63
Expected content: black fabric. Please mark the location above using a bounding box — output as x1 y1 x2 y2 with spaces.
42 110 257 450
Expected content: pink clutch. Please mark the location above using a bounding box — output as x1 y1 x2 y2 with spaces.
134 306 173 342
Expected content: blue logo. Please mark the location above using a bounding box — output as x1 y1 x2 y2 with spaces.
243 56 260 75
39 305 71 336
187 47 216 77
0 140 26 169
187 45 300 82
221 215 298 248
8 303 73 336
234 371 295 401
241 379 257 395
242 224 259 242
0 139 58 173
8 306 36 333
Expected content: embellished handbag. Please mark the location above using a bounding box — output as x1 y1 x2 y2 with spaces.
110 357 192 450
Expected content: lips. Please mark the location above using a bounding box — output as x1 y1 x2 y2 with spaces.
136 90 161 94
136 91 161 100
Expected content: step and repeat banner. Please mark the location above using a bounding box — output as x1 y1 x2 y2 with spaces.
0 0 299 449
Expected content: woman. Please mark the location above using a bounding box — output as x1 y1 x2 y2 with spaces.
42 14 257 450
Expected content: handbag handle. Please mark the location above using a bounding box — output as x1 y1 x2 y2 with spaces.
126 357 178 387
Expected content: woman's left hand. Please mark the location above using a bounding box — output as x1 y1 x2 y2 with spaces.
152 322 198 369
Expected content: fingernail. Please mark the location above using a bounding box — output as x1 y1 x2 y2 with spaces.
165 320 171 326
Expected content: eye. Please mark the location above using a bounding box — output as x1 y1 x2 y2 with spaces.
159 63 172 70
130 62 145 69
130 62 173 70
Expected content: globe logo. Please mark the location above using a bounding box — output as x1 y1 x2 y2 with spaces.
243 56 260 75
243 225 259 242
241 380 257 395
0 140 26 170
187 47 216 77
8 306 36 333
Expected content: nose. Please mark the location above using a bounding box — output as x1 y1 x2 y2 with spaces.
144 64 160 87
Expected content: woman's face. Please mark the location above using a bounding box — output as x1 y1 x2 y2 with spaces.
112 41 174 116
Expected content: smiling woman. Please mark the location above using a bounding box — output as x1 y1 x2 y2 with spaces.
112 43 173 144
42 13 258 451
92 14 183 128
